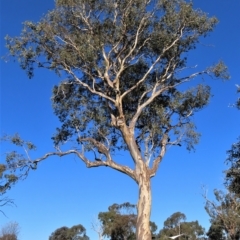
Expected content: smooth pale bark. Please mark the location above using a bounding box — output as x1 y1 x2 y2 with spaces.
136 162 152 240
121 128 153 240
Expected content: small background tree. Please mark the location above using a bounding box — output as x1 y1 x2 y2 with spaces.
205 84 240 240
225 138 240 196
204 190 240 240
98 202 158 240
0 163 17 215
0 222 20 240
158 212 205 240
49 224 89 240
206 219 226 240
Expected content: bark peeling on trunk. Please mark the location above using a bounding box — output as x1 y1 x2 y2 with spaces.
136 161 152 240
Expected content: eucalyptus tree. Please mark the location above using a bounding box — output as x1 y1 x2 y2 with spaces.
158 212 186 239
235 84 240 110
225 85 240 195
49 224 89 240
98 202 137 240
98 202 158 239
158 212 205 240
0 163 17 215
204 190 240 240
205 85 240 240
207 220 226 240
3 0 229 239
225 139 240 196
0 222 20 240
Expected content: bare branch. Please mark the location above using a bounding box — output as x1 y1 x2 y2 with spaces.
102 48 114 88
15 148 136 181
91 216 105 240
150 133 169 177
63 67 116 104
0 197 15 217
203 188 240 239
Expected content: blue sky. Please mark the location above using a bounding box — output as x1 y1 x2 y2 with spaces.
1 0 240 239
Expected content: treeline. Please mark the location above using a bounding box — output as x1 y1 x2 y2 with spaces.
48 204 205 239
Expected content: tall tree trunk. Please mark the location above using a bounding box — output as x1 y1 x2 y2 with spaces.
136 162 152 240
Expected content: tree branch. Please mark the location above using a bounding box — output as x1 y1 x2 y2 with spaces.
27 149 137 181
121 24 185 101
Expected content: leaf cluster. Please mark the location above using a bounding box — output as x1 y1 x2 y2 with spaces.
236 85 240 109
0 134 37 202
49 224 89 240
205 190 240 240
98 202 137 240
0 222 19 240
4 0 229 161
158 212 205 240
206 219 226 240
225 138 240 195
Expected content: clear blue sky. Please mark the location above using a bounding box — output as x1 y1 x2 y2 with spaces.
1 0 240 239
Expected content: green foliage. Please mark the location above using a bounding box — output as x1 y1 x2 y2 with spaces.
158 212 205 240
224 84 240 195
98 202 157 239
208 61 230 80
0 134 37 213
225 137 240 195
0 234 17 240
206 94 240 239
205 190 240 240
180 221 205 239
162 211 186 229
0 222 19 240
1 134 36 171
207 220 226 240
236 85 240 109
49 224 89 240
98 202 137 240
4 0 229 160
0 162 18 196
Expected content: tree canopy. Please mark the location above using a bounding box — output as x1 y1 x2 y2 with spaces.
225 85 240 195
4 0 229 172
0 222 19 240
225 139 240 196
158 212 205 240
0 161 17 215
49 224 89 240
98 202 158 239
206 219 226 240
204 87 240 240
204 189 240 240
235 85 240 110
